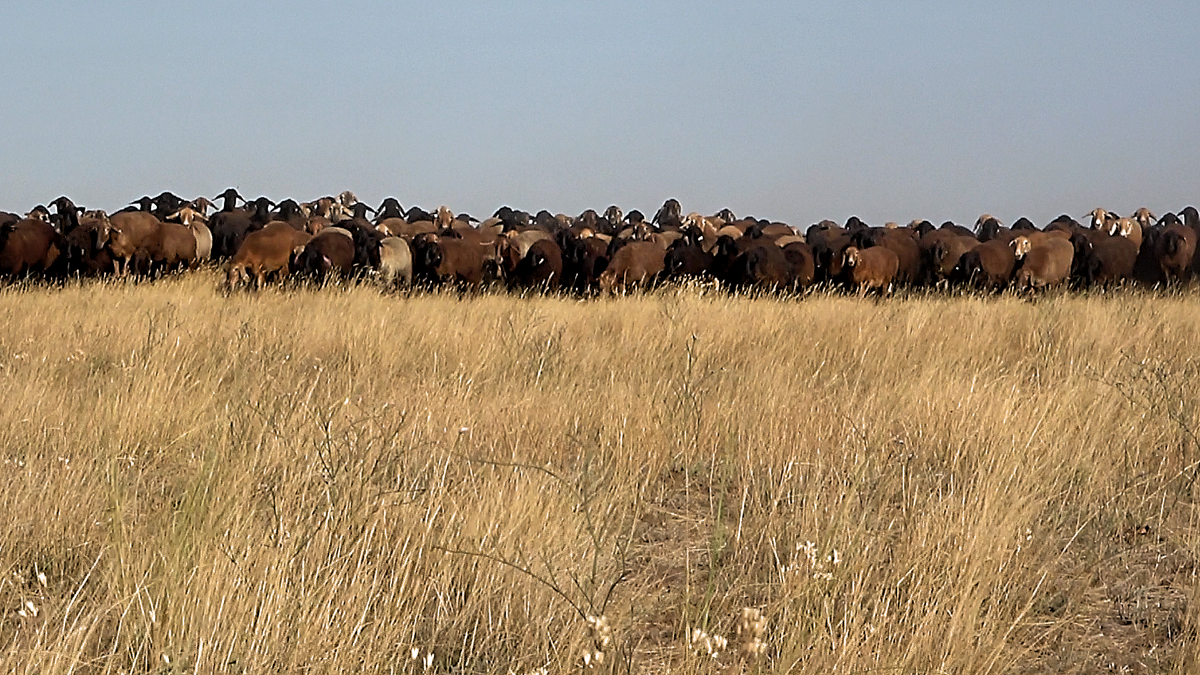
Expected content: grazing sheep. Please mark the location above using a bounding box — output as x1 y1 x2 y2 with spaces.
663 241 715 281
226 223 312 289
598 241 664 293
292 228 355 280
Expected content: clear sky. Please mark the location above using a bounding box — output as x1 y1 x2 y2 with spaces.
2 2 1197 227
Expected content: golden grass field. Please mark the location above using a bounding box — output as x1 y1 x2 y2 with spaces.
2 274 1200 673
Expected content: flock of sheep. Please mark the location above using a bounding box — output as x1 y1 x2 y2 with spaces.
2 189 1198 295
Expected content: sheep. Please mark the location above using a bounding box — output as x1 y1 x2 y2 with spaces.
1069 232 1137 288
851 228 922 286
1107 217 1143 250
1010 236 1074 290
663 240 714 281
725 243 796 290
411 235 486 289
782 241 816 291
919 230 978 285
652 199 682 229
107 211 163 275
138 221 198 274
166 206 213 261
950 238 1016 290
225 223 312 289
1087 208 1117 231
598 241 664 293
378 237 412 288
0 219 63 278
510 239 564 291
291 228 355 281
1155 223 1196 284
840 245 899 293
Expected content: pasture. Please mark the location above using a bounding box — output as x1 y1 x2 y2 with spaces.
2 275 1199 673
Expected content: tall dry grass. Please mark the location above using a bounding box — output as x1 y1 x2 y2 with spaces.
0 274 1198 673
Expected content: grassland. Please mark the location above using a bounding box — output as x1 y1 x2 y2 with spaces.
1 274 1199 673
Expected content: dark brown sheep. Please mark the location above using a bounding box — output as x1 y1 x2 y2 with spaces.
1183 206 1200 275
511 239 564 290
950 239 1016 290
1069 231 1138 287
558 233 609 291
62 211 113 276
0 219 62 278
412 235 486 288
1155 224 1196 284
781 241 816 290
919 230 978 285
663 241 714 280
292 228 355 279
727 243 792 290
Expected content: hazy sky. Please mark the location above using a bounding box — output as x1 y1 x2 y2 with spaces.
2 2 1196 227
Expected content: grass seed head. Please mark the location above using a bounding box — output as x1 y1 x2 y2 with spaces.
736 608 767 661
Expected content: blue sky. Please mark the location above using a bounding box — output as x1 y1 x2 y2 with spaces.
2 2 1197 227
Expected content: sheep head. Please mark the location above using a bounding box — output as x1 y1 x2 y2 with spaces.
1010 236 1032 259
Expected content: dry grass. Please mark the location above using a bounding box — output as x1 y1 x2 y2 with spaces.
1 274 1199 673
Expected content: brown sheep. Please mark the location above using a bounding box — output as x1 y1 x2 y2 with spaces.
1107 217 1143 250
139 221 198 274
855 228 921 286
412 235 486 288
1011 236 1074 290
0 219 62 278
919 230 978 285
781 241 816 290
167 207 213 261
292 228 355 279
841 246 899 293
1156 224 1196 284
1069 231 1138 287
226 223 312 289
1087 208 1117 231
950 238 1016 290
511 239 564 290
598 242 664 293
107 211 162 275
63 211 113 276
500 229 554 260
